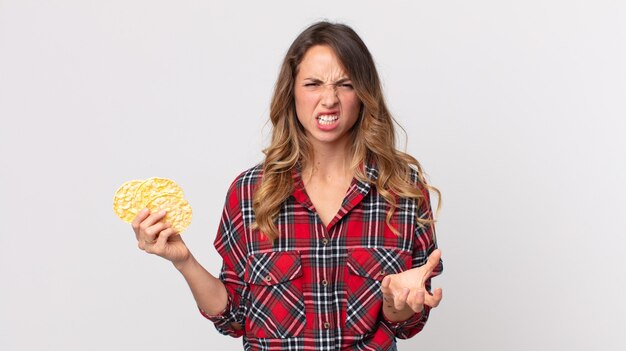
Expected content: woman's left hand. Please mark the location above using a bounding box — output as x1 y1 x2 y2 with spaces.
380 249 443 314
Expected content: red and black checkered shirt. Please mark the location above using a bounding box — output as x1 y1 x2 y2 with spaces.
200 162 443 351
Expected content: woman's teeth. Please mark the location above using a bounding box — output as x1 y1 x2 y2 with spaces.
317 115 338 125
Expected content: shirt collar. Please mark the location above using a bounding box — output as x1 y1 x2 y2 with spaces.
355 157 379 196
291 157 379 206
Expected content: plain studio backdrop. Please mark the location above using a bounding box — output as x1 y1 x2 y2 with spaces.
1 1 624 350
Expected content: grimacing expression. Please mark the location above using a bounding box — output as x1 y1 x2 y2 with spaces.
294 45 362 149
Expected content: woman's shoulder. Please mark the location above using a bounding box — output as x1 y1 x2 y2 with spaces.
407 164 423 186
232 163 264 186
224 163 264 200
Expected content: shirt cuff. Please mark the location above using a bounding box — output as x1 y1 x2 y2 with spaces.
198 293 232 322
381 307 425 330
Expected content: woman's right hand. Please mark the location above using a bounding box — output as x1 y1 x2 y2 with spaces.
131 208 191 268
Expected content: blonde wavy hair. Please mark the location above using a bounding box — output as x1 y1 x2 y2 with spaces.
252 21 440 240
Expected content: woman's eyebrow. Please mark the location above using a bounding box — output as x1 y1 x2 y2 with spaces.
302 77 352 84
303 77 324 83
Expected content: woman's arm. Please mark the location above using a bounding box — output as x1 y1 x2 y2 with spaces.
131 209 229 316
379 179 444 336
174 254 230 317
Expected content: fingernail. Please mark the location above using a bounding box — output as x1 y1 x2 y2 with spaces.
159 210 166 215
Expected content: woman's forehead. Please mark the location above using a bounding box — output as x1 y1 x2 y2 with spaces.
297 45 349 80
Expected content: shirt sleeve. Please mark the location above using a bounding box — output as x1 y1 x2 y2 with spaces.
198 182 249 338
383 184 444 339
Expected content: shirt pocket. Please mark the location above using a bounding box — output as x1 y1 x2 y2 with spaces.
244 250 306 339
344 247 412 335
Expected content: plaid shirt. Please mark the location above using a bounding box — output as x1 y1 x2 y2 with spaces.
201 162 443 351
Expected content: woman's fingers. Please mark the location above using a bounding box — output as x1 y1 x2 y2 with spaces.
393 288 410 311
380 276 395 309
378 250 443 314
155 226 177 246
134 210 167 242
131 208 150 238
131 208 150 228
144 225 173 255
140 221 167 245
407 289 425 313
132 209 169 253
424 249 441 271
382 275 410 310
139 210 167 233
381 275 392 292
424 287 443 308
422 249 441 279
381 267 442 312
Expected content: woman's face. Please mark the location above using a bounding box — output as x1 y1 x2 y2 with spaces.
294 45 361 151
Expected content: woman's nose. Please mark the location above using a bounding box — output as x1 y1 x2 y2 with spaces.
320 84 339 107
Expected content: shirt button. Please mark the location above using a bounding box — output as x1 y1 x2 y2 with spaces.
321 279 328 287
322 238 329 245
379 270 386 276
323 322 331 329
264 275 272 282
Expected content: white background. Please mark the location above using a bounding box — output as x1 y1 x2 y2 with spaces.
1 1 625 350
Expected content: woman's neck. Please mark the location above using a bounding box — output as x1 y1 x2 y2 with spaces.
303 143 353 183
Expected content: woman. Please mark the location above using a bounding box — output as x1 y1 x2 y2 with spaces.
132 21 443 351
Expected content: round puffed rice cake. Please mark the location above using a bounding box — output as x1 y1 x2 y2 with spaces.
146 194 193 234
134 177 185 211
113 179 143 223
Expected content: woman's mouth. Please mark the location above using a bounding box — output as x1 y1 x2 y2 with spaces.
317 115 338 125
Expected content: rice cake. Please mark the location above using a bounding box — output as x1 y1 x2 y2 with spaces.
146 194 193 234
113 179 143 223
113 177 193 233
134 177 185 210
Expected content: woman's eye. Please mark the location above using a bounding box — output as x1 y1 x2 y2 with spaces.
304 82 320 87
339 83 353 89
